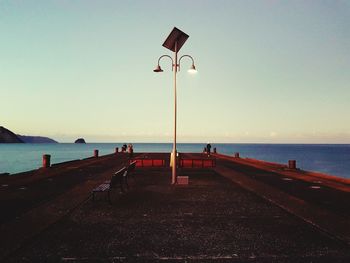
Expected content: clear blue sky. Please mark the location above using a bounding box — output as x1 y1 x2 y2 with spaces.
1 0 349 143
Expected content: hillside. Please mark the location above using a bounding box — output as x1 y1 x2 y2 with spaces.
0 126 24 143
18 135 58 143
0 126 57 143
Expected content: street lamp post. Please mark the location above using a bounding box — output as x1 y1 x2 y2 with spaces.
154 27 197 185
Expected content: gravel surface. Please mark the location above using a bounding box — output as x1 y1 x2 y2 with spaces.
6 167 350 262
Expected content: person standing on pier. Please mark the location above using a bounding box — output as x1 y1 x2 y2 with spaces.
206 143 212 155
121 144 127 152
128 144 134 159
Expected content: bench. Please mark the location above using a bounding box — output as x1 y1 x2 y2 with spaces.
121 160 137 188
92 167 127 203
126 160 137 180
92 161 137 203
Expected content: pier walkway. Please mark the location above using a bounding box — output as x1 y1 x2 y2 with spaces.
0 152 349 262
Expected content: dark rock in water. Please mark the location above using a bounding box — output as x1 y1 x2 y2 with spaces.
18 135 58 143
75 138 86 144
0 126 24 143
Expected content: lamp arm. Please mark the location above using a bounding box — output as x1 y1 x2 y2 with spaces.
158 55 174 71
178 55 195 71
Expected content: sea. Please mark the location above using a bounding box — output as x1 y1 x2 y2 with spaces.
0 143 350 179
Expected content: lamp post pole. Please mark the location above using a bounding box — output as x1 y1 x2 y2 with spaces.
172 42 178 184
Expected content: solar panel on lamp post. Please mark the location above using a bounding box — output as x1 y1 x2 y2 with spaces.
153 27 197 185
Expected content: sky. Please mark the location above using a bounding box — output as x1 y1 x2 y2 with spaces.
1 0 349 143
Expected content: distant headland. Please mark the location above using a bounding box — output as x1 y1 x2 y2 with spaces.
0 126 57 143
0 126 23 143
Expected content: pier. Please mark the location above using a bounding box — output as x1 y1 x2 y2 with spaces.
0 152 350 262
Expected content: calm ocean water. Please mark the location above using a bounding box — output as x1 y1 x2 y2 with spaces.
0 143 349 179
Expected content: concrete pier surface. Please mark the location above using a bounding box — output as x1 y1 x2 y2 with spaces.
0 152 349 262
